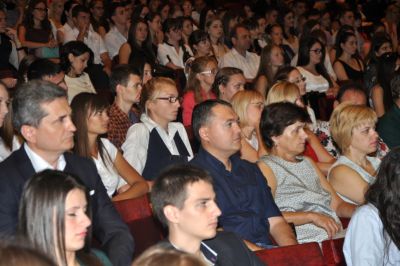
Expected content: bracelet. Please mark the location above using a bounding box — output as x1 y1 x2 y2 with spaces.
16 46 26 51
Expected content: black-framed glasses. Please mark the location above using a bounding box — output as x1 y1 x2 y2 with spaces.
293 76 306 84
310 48 322 54
155 96 182 103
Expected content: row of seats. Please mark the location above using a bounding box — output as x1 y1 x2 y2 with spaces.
111 195 347 265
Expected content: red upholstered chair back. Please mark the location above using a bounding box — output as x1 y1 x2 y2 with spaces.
321 238 345 266
255 242 325 266
113 195 166 258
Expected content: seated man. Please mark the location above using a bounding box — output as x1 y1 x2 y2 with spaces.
0 80 133 266
27 58 68 91
190 99 297 250
151 164 264 265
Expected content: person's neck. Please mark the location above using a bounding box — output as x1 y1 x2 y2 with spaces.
65 251 78 266
200 81 211 93
115 96 133 115
168 232 202 256
27 143 63 169
151 115 169 132
346 148 369 168
203 145 232 171
241 126 255 140
33 18 41 29
68 70 77 78
271 147 297 162
339 52 352 62
168 39 179 48
210 35 218 45
304 63 317 73
87 133 98 157
234 47 246 57
114 22 128 37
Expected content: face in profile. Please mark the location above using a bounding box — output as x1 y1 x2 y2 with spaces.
0 84 9 127
272 121 308 157
64 188 91 253
219 73 245 102
147 83 180 125
350 123 378 155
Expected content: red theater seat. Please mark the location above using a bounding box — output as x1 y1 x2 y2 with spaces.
321 238 345 266
255 242 325 266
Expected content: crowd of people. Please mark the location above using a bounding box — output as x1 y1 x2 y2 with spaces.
0 0 400 265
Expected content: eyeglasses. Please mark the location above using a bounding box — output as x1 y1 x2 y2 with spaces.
34 7 48 12
200 68 218 75
155 96 182 103
310 49 322 54
292 76 306 84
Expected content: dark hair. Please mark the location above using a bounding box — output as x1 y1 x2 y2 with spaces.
297 36 333 87
70 93 112 168
229 23 248 42
366 32 392 64
0 242 56 266
18 170 91 266
273 65 297 83
255 44 283 87
110 64 141 94
191 99 231 141
222 10 241 47
108 2 126 22
301 19 320 40
12 80 67 132
336 81 366 103
334 31 360 59
17 55 37 85
188 30 209 53
260 102 311 149
27 59 63 81
211 67 243 97
162 17 182 36
376 52 398 111
199 7 215 31
127 18 156 65
71 4 90 18
22 0 51 35
365 147 400 251
61 0 78 24
151 164 213 226
60 41 92 74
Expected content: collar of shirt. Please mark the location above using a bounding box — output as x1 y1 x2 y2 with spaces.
140 113 179 141
197 146 240 173
200 241 218 265
24 143 66 172
232 48 251 60
110 26 127 40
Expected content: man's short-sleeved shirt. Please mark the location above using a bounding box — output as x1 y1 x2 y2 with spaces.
190 147 281 245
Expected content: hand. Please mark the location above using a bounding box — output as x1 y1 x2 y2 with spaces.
47 39 57 48
310 212 340 239
5 27 17 40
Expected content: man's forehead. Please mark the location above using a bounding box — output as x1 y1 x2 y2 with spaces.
341 90 366 105
40 98 70 116
184 181 215 201
210 104 237 120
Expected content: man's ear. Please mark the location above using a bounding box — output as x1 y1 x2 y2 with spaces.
115 84 124 95
199 126 210 142
163 205 180 224
68 53 74 64
231 36 237 46
20 125 37 144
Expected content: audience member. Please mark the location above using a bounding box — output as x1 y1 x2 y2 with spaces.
104 2 128 60
122 77 193 183
27 58 67 90
88 0 109 38
266 24 294 65
18 170 112 265
0 242 55 266
0 82 13 162
0 80 133 266
206 18 229 61
146 12 164 49
191 99 297 250
56 0 78 44
211 67 245 103
133 246 205 266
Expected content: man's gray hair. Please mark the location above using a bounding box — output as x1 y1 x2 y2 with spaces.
12 80 67 132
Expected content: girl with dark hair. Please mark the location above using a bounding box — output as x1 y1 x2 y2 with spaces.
71 93 149 200
206 18 229 61
119 18 156 68
131 4 150 22
158 2 170 23
182 56 217 126
146 12 164 48
60 41 96 102
279 7 299 55
211 67 245 103
333 31 364 83
18 170 112 266
297 36 337 119
187 30 212 61
182 16 194 48
222 10 241 48
370 52 399 117
89 0 109 38
18 0 58 57
57 0 78 44
266 23 294 65
199 7 216 31
254 44 284 98
343 147 400 264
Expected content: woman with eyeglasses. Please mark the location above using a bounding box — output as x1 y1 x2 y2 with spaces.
122 77 193 184
182 56 217 127
333 31 364 84
18 0 58 58
297 36 338 120
89 0 109 38
71 93 149 200
231 90 266 163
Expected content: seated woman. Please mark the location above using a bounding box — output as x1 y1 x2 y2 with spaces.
18 170 112 265
265 81 335 175
211 67 246 103
182 56 217 127
206 18 230 61
344 147 400 265
122 77 193 183
231 90 265 162
258 102 356 243
71 93 149 200
60 41 96 102
328 103 380 205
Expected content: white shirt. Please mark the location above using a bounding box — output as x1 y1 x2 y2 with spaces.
297 66 330 93
291 52 337 81
219 48 260 79
157 42 185 68
24 143 66 172
92 138 124 197
0 136 20 163
122 113 193 174
65 72 97 103
344 204 400 266
104 26 127 59
63 25 108 65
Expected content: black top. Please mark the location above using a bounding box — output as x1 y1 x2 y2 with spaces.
336 59 364 83
0 33 17 78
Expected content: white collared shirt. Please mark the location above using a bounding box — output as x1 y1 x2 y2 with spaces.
122 113 193 174
63 25 108 65
24 143 66 172
157 42 185 68
104 26 127 59
219 48 260 79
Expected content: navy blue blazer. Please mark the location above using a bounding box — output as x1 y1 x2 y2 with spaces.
0 147 134 266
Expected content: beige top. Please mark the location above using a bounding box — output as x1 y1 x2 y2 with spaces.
65 72 96 103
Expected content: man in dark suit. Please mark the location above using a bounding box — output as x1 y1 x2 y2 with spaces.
0 80 134 266
150 164 264 265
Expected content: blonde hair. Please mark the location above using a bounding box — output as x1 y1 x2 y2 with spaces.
265 81 301 105
330 103 377 154
231 90 263 128
140 77 177 114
